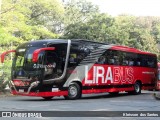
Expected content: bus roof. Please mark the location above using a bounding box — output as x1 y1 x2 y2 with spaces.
28 39 108 45
111 45 156 56
20 39 156 56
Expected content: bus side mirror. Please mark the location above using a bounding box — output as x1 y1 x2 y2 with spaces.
32 47 55 63
0 50 16 63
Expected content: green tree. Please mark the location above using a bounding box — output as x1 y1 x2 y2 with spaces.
0 0 64 45
61 0 99 34
63 13 115 42
63 13 159 59
0 0 65 91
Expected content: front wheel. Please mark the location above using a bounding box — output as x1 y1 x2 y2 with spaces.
64 82 81 100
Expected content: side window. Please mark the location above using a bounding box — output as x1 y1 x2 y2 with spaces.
135 55 141 66
113 51 121 65
98 50 121 65
119 52 138 66
121 52 128 66
69 53 77 64
139 54 157 68
96 50 112 65
106 50 114 65
125 52 137 66
97 50 124 65
96 50 157 68
107 50 115 65
68 47 88 67
97 55 106 64
140 55 148 67
147 58 155 68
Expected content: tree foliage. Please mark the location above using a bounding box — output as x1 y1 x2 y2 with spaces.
0 0 64 46
63 13 159 56
0 0 159 56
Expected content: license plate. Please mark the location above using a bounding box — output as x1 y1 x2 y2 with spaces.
19 89 24 93
52 88 59 92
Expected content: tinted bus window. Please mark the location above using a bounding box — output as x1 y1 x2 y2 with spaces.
97 49 157 68
68 45 89 67
139 54 157 68
97 50 138 66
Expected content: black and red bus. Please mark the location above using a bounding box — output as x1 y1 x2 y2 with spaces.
0 39 158 100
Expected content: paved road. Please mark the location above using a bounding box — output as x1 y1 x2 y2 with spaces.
0 91 159 120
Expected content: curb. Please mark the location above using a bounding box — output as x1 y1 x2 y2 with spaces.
153 93 160 100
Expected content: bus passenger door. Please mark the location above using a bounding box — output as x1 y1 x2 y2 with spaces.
44 43 68 80
44 51 58 80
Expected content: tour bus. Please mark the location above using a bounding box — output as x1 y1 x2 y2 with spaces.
156 63 160 90
0 39 157 100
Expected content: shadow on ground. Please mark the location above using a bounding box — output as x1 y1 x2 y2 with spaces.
9 92 152 102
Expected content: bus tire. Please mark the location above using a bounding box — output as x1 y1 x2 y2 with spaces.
42 97 53 100
65 82 81 100
133 82 141 95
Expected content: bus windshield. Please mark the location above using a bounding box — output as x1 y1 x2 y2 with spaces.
12 47 45 79
12 43 65 80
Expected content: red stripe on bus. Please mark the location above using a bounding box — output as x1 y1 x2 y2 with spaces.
11 90 68 97
82 87 134 94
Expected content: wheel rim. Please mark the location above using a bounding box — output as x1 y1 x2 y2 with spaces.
69 85 77 97
135 83 140 93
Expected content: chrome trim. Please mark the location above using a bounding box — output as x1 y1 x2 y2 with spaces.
43 39 71 84
142 72 154 75
10 81 39 94
10 81 18 93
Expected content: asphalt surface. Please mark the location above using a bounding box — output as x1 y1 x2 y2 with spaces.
0 91 160 120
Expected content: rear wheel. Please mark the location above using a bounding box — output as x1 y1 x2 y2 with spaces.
64 82 81 100
128 82 141 95
133 82 141 94
42 97 53 100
